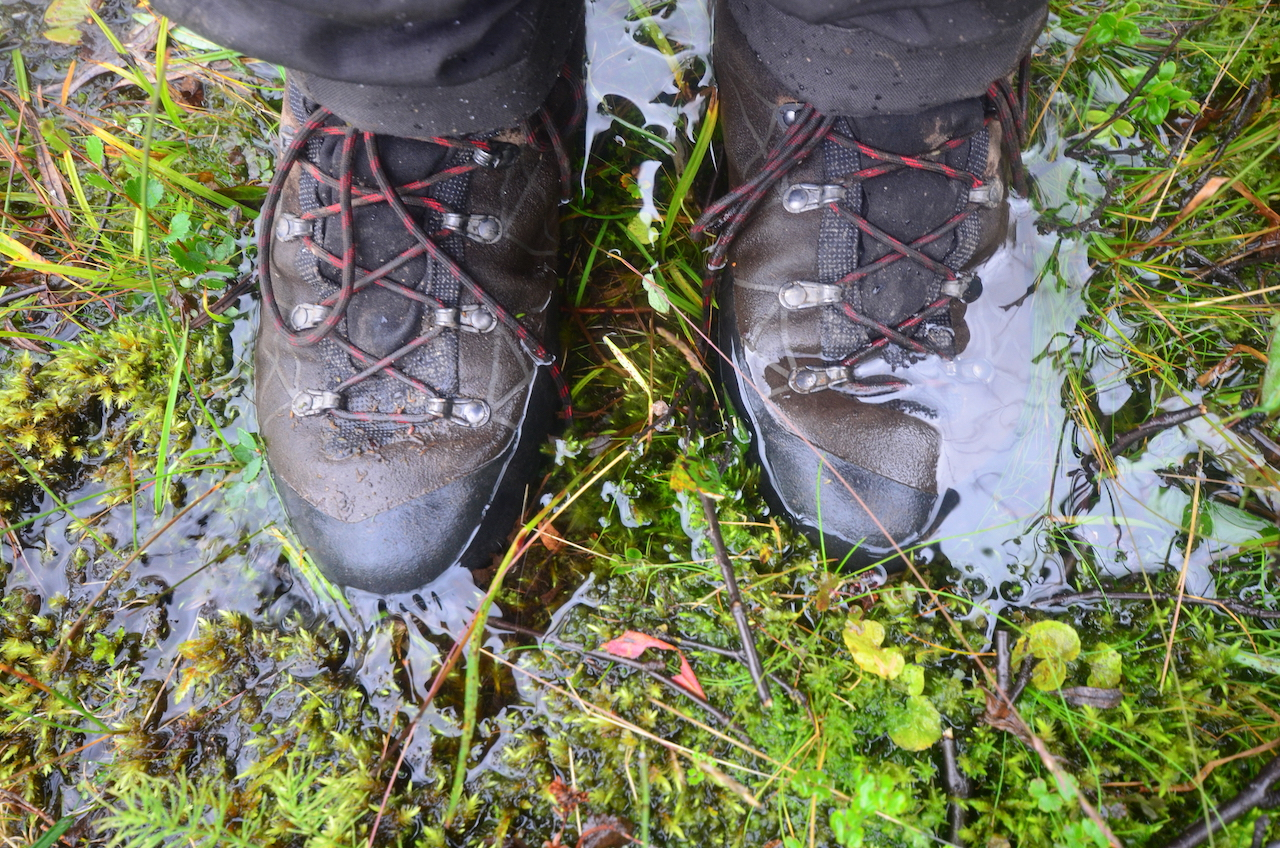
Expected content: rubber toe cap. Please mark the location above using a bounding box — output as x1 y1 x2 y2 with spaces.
756 423 945 562
275 459 505 594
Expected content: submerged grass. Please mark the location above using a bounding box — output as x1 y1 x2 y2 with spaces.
1 0 1279 846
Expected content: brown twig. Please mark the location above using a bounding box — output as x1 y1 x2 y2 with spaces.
699 491 772 709
189 272 254 329
1161 754 1280 848
941 728 970 847
1064 26 1192 156
674 636 807 706
1036 590 1280 621
486 619 745 736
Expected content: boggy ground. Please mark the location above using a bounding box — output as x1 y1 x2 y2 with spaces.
0 0 1278 846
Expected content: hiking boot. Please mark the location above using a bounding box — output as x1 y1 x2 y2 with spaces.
256 77 580 593
697 9 1027 564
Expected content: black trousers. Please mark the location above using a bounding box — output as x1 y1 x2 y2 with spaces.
152 0 1046 137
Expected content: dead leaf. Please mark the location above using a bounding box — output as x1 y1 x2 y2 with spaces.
1180 177 1228 219
3 319 50 354
1233 182 1280 226
982 689 1035 746
546 776 589 820
1055 686 1123 709
600 631 675 659
671 655 707 699
576 815 632 848
536 517 564 553
600 630 708 701
171 76 205 108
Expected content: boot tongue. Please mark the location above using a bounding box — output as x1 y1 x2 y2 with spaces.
848 97 985 156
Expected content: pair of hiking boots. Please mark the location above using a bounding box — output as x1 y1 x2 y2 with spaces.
255 11 1026 593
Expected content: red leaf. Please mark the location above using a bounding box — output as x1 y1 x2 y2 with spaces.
672 655 707 700
601 631 707 701
600 630 675 659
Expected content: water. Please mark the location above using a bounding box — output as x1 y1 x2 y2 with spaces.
863 116 1277 621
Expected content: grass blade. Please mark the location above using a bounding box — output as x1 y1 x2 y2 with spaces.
153 327 189 513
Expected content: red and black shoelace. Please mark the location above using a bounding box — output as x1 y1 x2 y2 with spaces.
258 70 583 427
694 67 1029 394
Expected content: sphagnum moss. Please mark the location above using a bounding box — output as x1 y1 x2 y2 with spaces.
2 0 1280 846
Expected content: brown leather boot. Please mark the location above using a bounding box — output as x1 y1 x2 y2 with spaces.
256 77 579 593
698 8 1027 565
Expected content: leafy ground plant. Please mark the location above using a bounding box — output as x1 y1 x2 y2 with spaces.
1 0 1279 846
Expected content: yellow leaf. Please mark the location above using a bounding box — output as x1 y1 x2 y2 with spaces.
843 618 905 680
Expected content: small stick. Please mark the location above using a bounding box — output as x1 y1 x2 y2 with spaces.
699 491 773 709
675 637 807 706
487 619 744 733
1084 404 1207 479
1036 590 1280 621
1008 655 1038 705
941 728 970 847
995 631 1011 699
1162 754 1280 848
1251 814 1269 848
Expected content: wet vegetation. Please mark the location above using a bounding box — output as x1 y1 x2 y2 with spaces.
1 0 1279 846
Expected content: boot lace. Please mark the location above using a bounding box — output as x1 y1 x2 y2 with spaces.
259 69 583 431
694 67 1028 397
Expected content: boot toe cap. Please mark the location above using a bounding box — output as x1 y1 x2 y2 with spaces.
275 460 506 594
759 432 946 563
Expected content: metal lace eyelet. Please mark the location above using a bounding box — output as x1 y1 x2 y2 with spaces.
778 281 845 310
441 212 503 244
940 273 982 303
274 212 310 242
431 305 497 333
782 183 847 214
788 365 851 394
472 142 519 169
777 102 805 128
289 303 331 331
425 397 490 427
292 389 341 417
967 176 1004 208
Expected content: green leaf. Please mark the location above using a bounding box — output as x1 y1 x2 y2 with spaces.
1029 777 1063 812
123 174 164 208
641 272 670 313
1116 19 1141 45
1093 13 1117 43
85 135 104 166
670 456 723 496
163 211 192 243
1013 620 1080 691
843 618 905 680
1087 645 1123 688
1113 119 1135 136
170 243 209 275
30 817 74 848
887 694 942 751
898 663 925 696
1233 650 1280 675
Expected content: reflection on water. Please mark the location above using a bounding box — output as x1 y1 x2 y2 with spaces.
878 124 1275 620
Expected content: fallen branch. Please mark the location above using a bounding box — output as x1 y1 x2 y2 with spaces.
1036 590 1280 621
487 619 746 737
941 728 970 847
1161 754 1280 848
699 491 772 709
